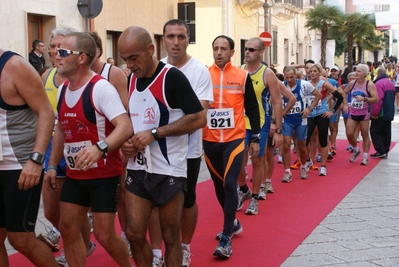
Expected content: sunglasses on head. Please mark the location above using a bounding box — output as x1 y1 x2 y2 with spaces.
57 48 92 58
245 47 260 52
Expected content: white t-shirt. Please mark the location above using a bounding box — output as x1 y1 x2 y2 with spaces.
58 75 126 122
161 57 214 158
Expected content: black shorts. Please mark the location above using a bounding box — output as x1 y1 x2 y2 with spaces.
0 170 43 232
350 114 367 121
125 170 186 206
395 87 399 93
60 176 121 212
267 134 274 148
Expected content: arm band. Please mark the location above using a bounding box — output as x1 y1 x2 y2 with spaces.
47 166 58 172
332 90 343 111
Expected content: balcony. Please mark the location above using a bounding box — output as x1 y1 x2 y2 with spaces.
273 0 301 20
236 0 265 9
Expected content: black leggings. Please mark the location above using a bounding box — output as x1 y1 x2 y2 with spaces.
306 114 329 148
203 139 245 236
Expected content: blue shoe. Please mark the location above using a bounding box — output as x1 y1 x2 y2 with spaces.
215 219 243 240
316 153 321 162
213 234 232 258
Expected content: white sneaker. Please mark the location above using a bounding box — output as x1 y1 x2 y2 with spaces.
282 172 292 183
152 255 165 267
360 155 368 165
300 167 308 179
319 166 327 176
182 248 191 267
245 198 259 215
258 187 267 200
37 227 60 251
277 154 283 163
265 182 274 193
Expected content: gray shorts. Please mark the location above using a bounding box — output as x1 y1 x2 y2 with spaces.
125 170 186 206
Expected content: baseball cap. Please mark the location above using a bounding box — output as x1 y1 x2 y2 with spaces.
330 66 339 71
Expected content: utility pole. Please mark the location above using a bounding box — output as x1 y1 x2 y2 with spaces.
263 2 272 66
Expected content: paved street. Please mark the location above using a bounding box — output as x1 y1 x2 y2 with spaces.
6 113 399 266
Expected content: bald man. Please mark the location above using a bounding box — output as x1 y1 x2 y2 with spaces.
118 26 206 267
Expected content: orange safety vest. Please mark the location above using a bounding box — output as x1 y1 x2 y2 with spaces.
203 61 248 143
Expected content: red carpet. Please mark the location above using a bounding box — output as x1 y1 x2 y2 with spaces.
9 139 388 267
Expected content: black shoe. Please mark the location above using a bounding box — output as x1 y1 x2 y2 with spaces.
370 152 387 158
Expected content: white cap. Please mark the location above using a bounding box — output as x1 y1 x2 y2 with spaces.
331 66 339 71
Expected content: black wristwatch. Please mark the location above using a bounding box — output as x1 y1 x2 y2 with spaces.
151 127 159 141
276 128 282 134
96 140 108 158
29 152 45 165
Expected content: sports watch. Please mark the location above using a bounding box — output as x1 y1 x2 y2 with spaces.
151 127 159 141
96 140 108 158
29 152 45 165
276 128 282 134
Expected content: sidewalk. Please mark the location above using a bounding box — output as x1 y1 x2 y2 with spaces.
7 115 399 266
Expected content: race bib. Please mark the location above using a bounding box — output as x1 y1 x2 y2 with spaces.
133 146 152 173
351 99 364 109
207 108 235 129
64 140 98 170
287 101 302 114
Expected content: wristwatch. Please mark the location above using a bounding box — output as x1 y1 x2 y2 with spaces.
151 127 159 141
276 128 282 134
96 140 108 158
29 152 45 165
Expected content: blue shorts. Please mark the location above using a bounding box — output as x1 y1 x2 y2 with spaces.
283 121 307 141
44 137 67 177
329 110 339 123
245 129 269 156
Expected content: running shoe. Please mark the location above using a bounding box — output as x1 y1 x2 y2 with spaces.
88 213 93 232
330 146 337 156
265 181 274 193
319 166 327 176
213 234 232 258
152 255 165 267
350 148 361 162
282 172 292 183
290 160 301 170
360 155 368 165
258 187 267 200
245 198 258 215
215 219 243 240
277 154 283 164
182 248 191 267
316 153 322 162
300 167 308 179
327 152 334 160
346 144 353 152
305 159 313 171
122 235 133 258
370 152 387 158
37 227 60 251
237 188 252 210
56 240 96 266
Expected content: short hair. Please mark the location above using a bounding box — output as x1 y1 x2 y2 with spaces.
356 63 369 75
347 72 356 78
283 65 297 74
65 32 96 66
212 35 234 50
163 19 190 36
311 63 323 73
32 39 43 50
248 37 265 50
87 32 103 57
49 26 78 44
377 67 386 76
305 59 315 65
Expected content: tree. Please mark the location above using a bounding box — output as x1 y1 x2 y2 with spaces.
305 4 344 67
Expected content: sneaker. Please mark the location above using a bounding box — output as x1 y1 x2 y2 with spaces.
215 219 243 240
37 227 60 251
122 236 133 258
305 160 313 171
360 156 368 165
330 146 337 156
245 198 258 215
213 234 232 258
316 153 321 162
327 152 334 160
237 188 252 210
277 154 283 164
350 148 361 162
319 166 327 176
56 250 67 266
265 182 274 193
282 172 292 183
300 167 308 179
182 248 191 267
258 187 267 200
370 152 387 158
152 255 165 267
346 144 353 152
87 241 96 256
88 213 93 232
273 148 278 156
357 136 361 142
290 160 301 170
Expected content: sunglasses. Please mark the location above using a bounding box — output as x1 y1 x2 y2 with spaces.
245 47 260 52
57 48 92 58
